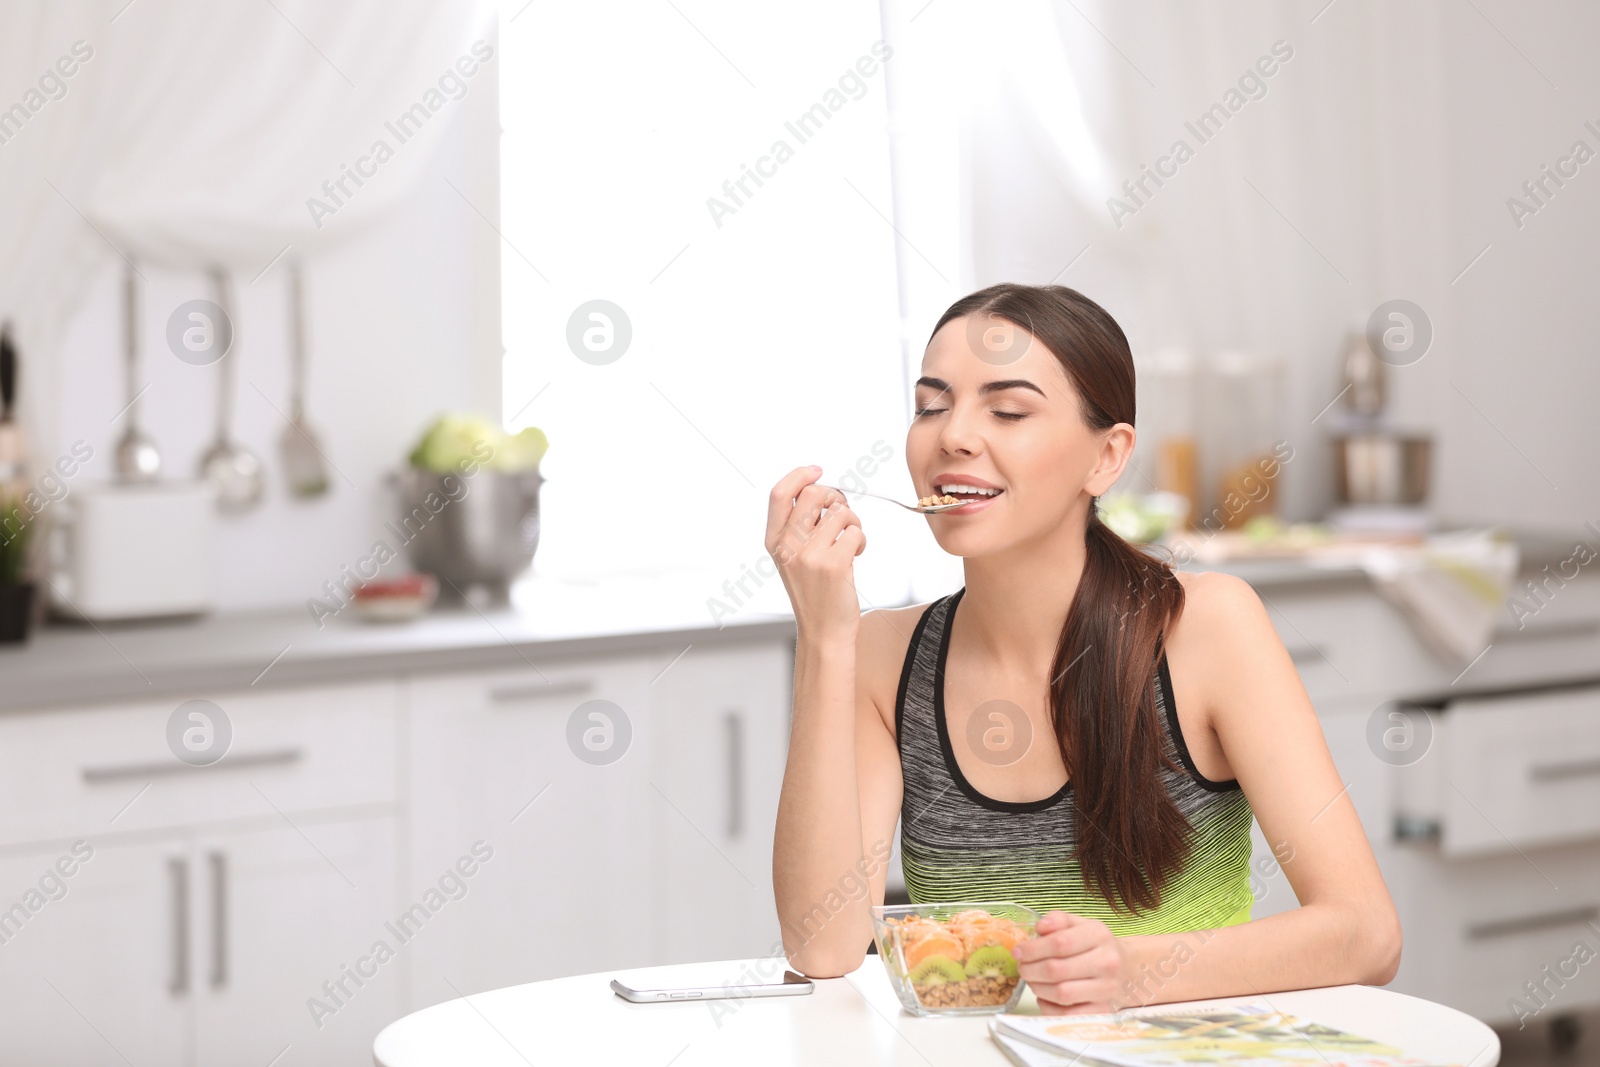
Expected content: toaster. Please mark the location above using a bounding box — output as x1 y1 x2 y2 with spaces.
48 481 217 621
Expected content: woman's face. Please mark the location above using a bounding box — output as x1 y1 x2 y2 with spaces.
907 313 1133 556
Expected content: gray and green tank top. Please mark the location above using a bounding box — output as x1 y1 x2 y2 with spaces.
896 587 1256 934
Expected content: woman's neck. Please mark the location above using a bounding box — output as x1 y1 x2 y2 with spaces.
957 507 1092 677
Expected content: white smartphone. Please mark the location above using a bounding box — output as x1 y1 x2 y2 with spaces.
610 963 815 1003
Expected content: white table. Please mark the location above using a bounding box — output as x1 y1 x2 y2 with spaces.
373 958 1501 1066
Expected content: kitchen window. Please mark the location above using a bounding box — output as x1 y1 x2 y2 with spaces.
499 1 921 605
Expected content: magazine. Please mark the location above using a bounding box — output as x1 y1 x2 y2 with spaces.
991 1001 1446 1067
989 1019 1114 1067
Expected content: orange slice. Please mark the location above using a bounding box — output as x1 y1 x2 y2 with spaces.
903 931 965 970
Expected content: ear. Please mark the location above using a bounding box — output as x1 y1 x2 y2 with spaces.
1084 423 1136 496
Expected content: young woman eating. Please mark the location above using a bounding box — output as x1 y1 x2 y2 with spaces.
768 283 1400 1014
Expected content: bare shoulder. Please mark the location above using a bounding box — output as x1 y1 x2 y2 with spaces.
1167 570 1287 711
857 602 936 738
1171 569 1268 632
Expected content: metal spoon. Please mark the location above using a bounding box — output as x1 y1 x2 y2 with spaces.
280 260 330 497
818 484 967 513
197 266 264 512
114 262 162 483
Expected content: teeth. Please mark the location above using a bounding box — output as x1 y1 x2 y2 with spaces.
937 484 1001 497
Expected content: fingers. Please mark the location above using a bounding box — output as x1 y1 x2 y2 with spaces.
778 501 862 566
765 466 824 548
1013 916 1100 965
1016 941 1118 985
1036 989 1115 1015
768 473 862 566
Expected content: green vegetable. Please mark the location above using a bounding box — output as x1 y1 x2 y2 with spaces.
408 414 548 473
1099 491 1187 543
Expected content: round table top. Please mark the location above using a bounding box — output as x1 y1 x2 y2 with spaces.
373 957 1501 1067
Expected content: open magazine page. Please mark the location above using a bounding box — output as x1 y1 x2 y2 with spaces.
989 1018 1117 1067
991 1001 1445 1067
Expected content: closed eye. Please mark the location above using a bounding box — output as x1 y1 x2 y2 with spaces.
914 406 1028 421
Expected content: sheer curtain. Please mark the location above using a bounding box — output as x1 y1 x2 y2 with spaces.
1 0 495 453
878 0 1468 532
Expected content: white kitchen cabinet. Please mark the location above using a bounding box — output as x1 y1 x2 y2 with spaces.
193 816 401 1067
404 658 658 1006
649 640 790 963
1435 686 1600 856
1387 839 1600 1026
0 680 402 1067
1264 578 1600 1029
0 837 190 1067
0 679 398 848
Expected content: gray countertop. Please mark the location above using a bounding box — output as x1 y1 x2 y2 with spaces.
1 529 1584 713
0 572 799 713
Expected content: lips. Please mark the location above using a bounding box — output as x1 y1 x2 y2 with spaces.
931 473 1004 493
928 474 1005 513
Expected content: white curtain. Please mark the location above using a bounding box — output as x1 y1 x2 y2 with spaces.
879 0 1462 531
0 0 494 432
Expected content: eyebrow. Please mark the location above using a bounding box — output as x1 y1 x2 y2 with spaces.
914 376 1047 398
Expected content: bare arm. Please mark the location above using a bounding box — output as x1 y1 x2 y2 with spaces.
1015 571 1401 1011
767 467 905 977
1115 572 1401 1004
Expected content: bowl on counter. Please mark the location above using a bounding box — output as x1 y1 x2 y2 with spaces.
871 901 1039 1016
349 573 438 623
393 467 543 605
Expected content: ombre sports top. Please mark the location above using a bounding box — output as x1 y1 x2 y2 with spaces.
895 588 1256 933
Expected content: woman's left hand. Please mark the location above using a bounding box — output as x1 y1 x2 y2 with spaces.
1011 911 1130 1014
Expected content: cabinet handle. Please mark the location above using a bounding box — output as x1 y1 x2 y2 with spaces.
725 711 743 839
1285 645 1324 665
1529 756 1600 782
208 851 228 990
82 747 304 783
1496 618 1600 642
489 679 594 705
168 857 189 997
1466 904 1600 941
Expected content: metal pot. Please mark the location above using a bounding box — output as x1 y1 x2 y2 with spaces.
394 467 544 603
1334 433 1431 505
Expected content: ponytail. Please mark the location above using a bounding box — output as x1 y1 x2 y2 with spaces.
1054 509 1190 912
930 283 1195 914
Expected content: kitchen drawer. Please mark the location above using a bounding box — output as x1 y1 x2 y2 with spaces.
1437 686 1600 856
1392 843 1600 1025
0 680 398 847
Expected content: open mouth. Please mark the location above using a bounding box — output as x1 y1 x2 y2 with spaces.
935 483 1005 503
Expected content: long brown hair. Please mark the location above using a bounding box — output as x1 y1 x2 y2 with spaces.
930 283 1190 914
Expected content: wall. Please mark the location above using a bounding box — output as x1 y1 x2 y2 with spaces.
41 64 501 613
884 0 1599 532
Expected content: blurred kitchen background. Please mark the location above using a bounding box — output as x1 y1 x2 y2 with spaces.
1 0 1598 1064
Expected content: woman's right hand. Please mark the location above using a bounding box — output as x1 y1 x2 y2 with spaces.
765 466 866 647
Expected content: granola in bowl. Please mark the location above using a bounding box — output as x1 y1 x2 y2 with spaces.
872 902 1039 1015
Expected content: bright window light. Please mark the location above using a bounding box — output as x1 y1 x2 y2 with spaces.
500 1 925 611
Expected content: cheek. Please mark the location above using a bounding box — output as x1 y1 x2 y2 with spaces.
1010 425 1088 493
904 422 934 469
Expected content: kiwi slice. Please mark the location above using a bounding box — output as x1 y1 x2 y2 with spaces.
906 954 966 985
964 945 1019 978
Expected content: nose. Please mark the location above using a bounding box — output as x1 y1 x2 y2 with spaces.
936 399 983 457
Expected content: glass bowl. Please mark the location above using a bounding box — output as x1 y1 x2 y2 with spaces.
871 901 1040 1015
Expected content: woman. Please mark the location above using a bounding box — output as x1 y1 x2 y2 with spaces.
768 283 1400 1014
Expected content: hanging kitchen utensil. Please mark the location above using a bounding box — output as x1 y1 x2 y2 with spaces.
281 260 330 497
197 266 264 512
114 262 162 483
